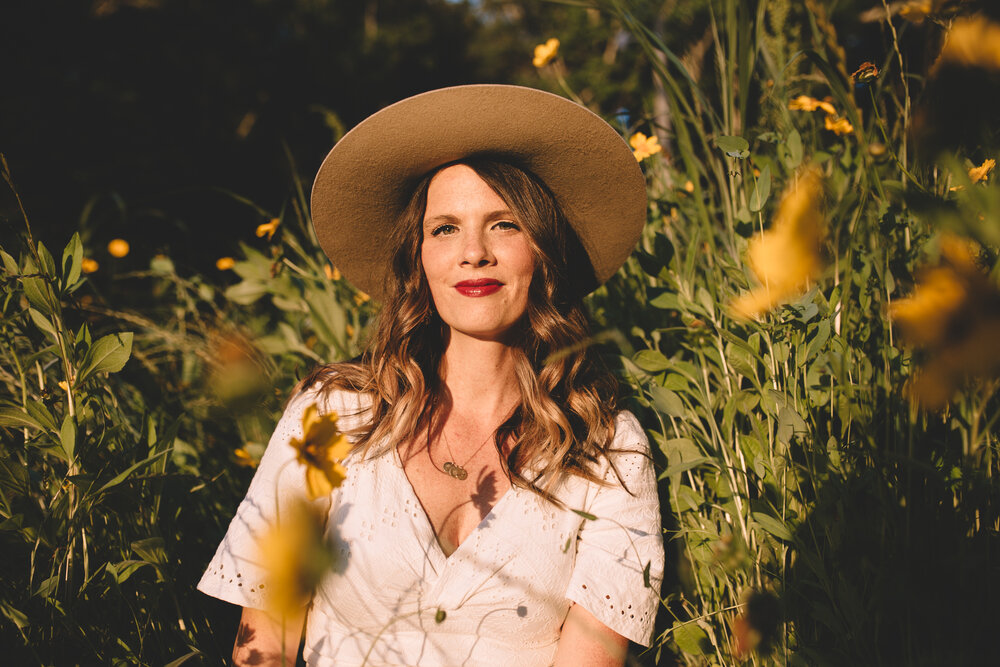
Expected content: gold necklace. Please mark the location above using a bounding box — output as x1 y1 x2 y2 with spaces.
440 427 495 481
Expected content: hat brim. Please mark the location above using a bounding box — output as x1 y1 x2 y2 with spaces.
310 84 647 301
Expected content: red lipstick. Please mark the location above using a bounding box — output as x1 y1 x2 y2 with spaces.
454 279 503 297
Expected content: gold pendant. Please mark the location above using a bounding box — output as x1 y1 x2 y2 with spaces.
443 462 468 480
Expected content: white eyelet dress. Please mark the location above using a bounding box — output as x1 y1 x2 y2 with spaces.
198 387 664 666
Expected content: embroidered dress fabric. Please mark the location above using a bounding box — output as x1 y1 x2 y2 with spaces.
198 387 664 667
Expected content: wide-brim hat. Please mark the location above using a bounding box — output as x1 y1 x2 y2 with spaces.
310 84 647 301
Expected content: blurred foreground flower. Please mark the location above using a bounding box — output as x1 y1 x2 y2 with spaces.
890 235 1000 409
256 217 280 241
353 291 370 306
968 158 996 184
788 95 836 115
290 404 351 499
824 115 854 136
533 38 559 68
932 16 1000 72
732 590 780 659
207 332 267 405
731 168 826 319
260 499 335 617
216 256 235 270
629 132 662 162
788 95 853 136
233 447 258 468
107 238 130 258
324 264 341 281
81 258 99 274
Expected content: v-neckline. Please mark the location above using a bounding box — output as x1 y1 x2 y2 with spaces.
390 446 515 561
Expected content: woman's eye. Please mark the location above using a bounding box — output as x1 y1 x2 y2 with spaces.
493 220 520 231
429 223 457 237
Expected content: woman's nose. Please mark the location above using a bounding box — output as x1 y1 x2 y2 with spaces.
461 230 494 266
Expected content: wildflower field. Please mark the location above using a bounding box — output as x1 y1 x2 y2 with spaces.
2 1 999 665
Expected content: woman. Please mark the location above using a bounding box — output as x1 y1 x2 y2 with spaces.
198 85 664 666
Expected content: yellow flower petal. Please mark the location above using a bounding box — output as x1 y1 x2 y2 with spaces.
216 257 236 270
788 95 837 116
629 132 662 162
730 168 826 319
107 238 130 258
968 158 996 184
256 218 280 240
933 17 1000 72
824 115 854 136
532 37 560 68
81 258 99 274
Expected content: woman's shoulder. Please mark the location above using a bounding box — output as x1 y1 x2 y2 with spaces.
285 372 374 434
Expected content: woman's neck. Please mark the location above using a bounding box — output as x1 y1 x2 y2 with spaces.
438 333 521 423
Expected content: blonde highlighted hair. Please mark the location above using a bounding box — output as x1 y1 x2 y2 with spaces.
298 158 622 497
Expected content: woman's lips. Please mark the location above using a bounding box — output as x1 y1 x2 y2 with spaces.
454 279 503 297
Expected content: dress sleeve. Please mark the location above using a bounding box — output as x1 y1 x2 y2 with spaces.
565 411 664 646
196 388 334 610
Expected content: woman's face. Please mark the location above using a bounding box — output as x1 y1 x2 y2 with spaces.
420 164 536 343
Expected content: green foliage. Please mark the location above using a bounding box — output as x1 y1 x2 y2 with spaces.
2 1 1000 665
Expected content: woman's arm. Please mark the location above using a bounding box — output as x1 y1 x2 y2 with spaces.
553 602 629 667
232 607 305 667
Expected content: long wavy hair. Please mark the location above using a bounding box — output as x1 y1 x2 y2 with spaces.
299 157 622 497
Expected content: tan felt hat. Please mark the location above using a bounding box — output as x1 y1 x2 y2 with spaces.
310 84 647 301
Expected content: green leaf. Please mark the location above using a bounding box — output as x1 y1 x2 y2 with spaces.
164 650 202 667
572 509 598 521
59 415 76 461
649 291 680 310
0 407 44 430
150 254 175 275
749 164 771 212
132 536 167 565
435 608 447 624
61 233 83 289
37 241 57 278
672 620 711 655
633 350 671 372
22 276 54 316
77 332 133 384
716 135 749 158
25 400 58 432
649 384 685 417
0 250 18 275
28 307 57 339
107 560 152 584
786 128 803 168
753 511 794 541
92 449 169 497
776 405 808 444
223 280 269 305
659 457 714 480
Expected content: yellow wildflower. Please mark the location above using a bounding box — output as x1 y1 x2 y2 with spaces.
81 258 99 274
684 180 695 193
788 95 836 116
898 0 932 23
932 16 1000 73
969 158 996 184
824 115 854 136
890 235 1000 409
233 448 258 468
216 257 236 270
324 264 341 281
629 132 662 162
259 499 335 617
289 404 351 499
346 324 355 338
731 168 826 319
532 38 559 68
353 291 370 306
256 218 280 241
107 238 130 258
